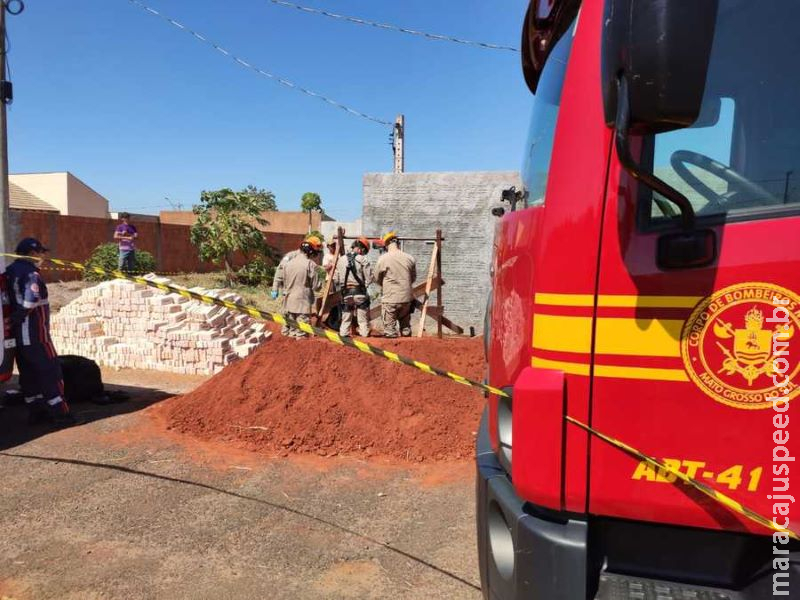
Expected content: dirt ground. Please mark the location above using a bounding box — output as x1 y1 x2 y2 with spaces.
46 279 93 312
0 370 482 600
164 333 485 462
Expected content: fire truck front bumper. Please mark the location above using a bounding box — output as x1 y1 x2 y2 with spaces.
475 408 589 600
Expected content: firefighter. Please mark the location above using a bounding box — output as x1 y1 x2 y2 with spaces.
271 251 300 301
270 234 319 302
6 238 75 426
375 231 417 338
271 236 323 337
322 239 338 277
334 237 373 337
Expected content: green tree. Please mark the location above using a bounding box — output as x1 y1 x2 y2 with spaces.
83 244 157 282
190 187 273 284
242 184 278 212
300 192 322 233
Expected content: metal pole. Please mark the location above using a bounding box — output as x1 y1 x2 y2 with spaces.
0 2 10 263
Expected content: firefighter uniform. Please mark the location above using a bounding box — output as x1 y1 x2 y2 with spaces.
273 250 299 291
272 241 322 337
334 241 373 337
375 232 417 338
5 239 70 423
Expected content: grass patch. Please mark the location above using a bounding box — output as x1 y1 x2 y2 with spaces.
169 272 282 314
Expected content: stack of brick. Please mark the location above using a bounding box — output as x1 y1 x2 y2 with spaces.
51 278 271 375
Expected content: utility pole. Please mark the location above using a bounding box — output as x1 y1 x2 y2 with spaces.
0 1 11 261
0 0 20 263
393 114 405 174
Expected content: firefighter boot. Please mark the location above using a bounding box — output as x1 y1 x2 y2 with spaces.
25 396 47 426
45 398 79 429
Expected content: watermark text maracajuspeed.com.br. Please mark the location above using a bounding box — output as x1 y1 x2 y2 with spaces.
768 294 793 596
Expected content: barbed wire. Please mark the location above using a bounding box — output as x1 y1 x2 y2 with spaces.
126 0 392 126
265 0 519 53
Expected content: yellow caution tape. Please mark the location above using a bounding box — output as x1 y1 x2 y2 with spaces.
10 252 781 540
39 265 192 277
566 416 799 541
4 253 507 398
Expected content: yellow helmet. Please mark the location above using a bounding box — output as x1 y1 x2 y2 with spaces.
382 231 399 246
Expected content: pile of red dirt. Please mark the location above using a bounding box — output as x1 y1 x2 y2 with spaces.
161 332 486 462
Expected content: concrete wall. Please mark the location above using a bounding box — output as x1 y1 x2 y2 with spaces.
320 218 362 242
66 173 110 218
363 171 521 334
10 172 110 218
110 212 160 223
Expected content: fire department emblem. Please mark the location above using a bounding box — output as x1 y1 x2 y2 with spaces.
681 282 800 409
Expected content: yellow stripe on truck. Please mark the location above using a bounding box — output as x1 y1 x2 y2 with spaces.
532 356 687 382
533 314 683 358
597 295 702 308
531 356 591 376
593 364 688 382
534 293 595 307
535 292 702 309
532 314 593 354
595 318 683 357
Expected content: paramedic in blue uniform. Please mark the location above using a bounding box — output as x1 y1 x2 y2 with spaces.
6 238 74 426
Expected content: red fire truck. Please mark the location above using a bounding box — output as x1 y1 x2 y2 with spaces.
477 0 799 597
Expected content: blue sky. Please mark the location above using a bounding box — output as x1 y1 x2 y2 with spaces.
7 0 532 220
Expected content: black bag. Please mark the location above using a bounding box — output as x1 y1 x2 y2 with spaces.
59 355 126 405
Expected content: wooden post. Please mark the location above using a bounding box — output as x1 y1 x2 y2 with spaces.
435 229 443 339
416 243 439 337
317 226 344 324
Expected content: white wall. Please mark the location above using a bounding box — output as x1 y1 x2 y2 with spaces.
10 172 110 218
10 173 69 213
66 173 110 218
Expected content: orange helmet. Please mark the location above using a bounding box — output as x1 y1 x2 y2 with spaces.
353 237 370 252
382 231 399 246
301 236 323 255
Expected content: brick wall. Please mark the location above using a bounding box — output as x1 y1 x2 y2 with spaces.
7 210 304 280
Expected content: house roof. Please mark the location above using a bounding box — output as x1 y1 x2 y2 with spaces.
9 182 59 213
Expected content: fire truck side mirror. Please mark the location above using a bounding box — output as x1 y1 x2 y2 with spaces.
601 0 719 135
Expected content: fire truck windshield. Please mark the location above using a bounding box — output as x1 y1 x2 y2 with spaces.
643 0 799 224
522 20 576 206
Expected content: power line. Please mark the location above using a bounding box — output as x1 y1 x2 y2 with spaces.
126 0 392 126
265 0 519 53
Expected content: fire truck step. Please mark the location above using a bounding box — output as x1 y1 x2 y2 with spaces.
595 573 742 600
